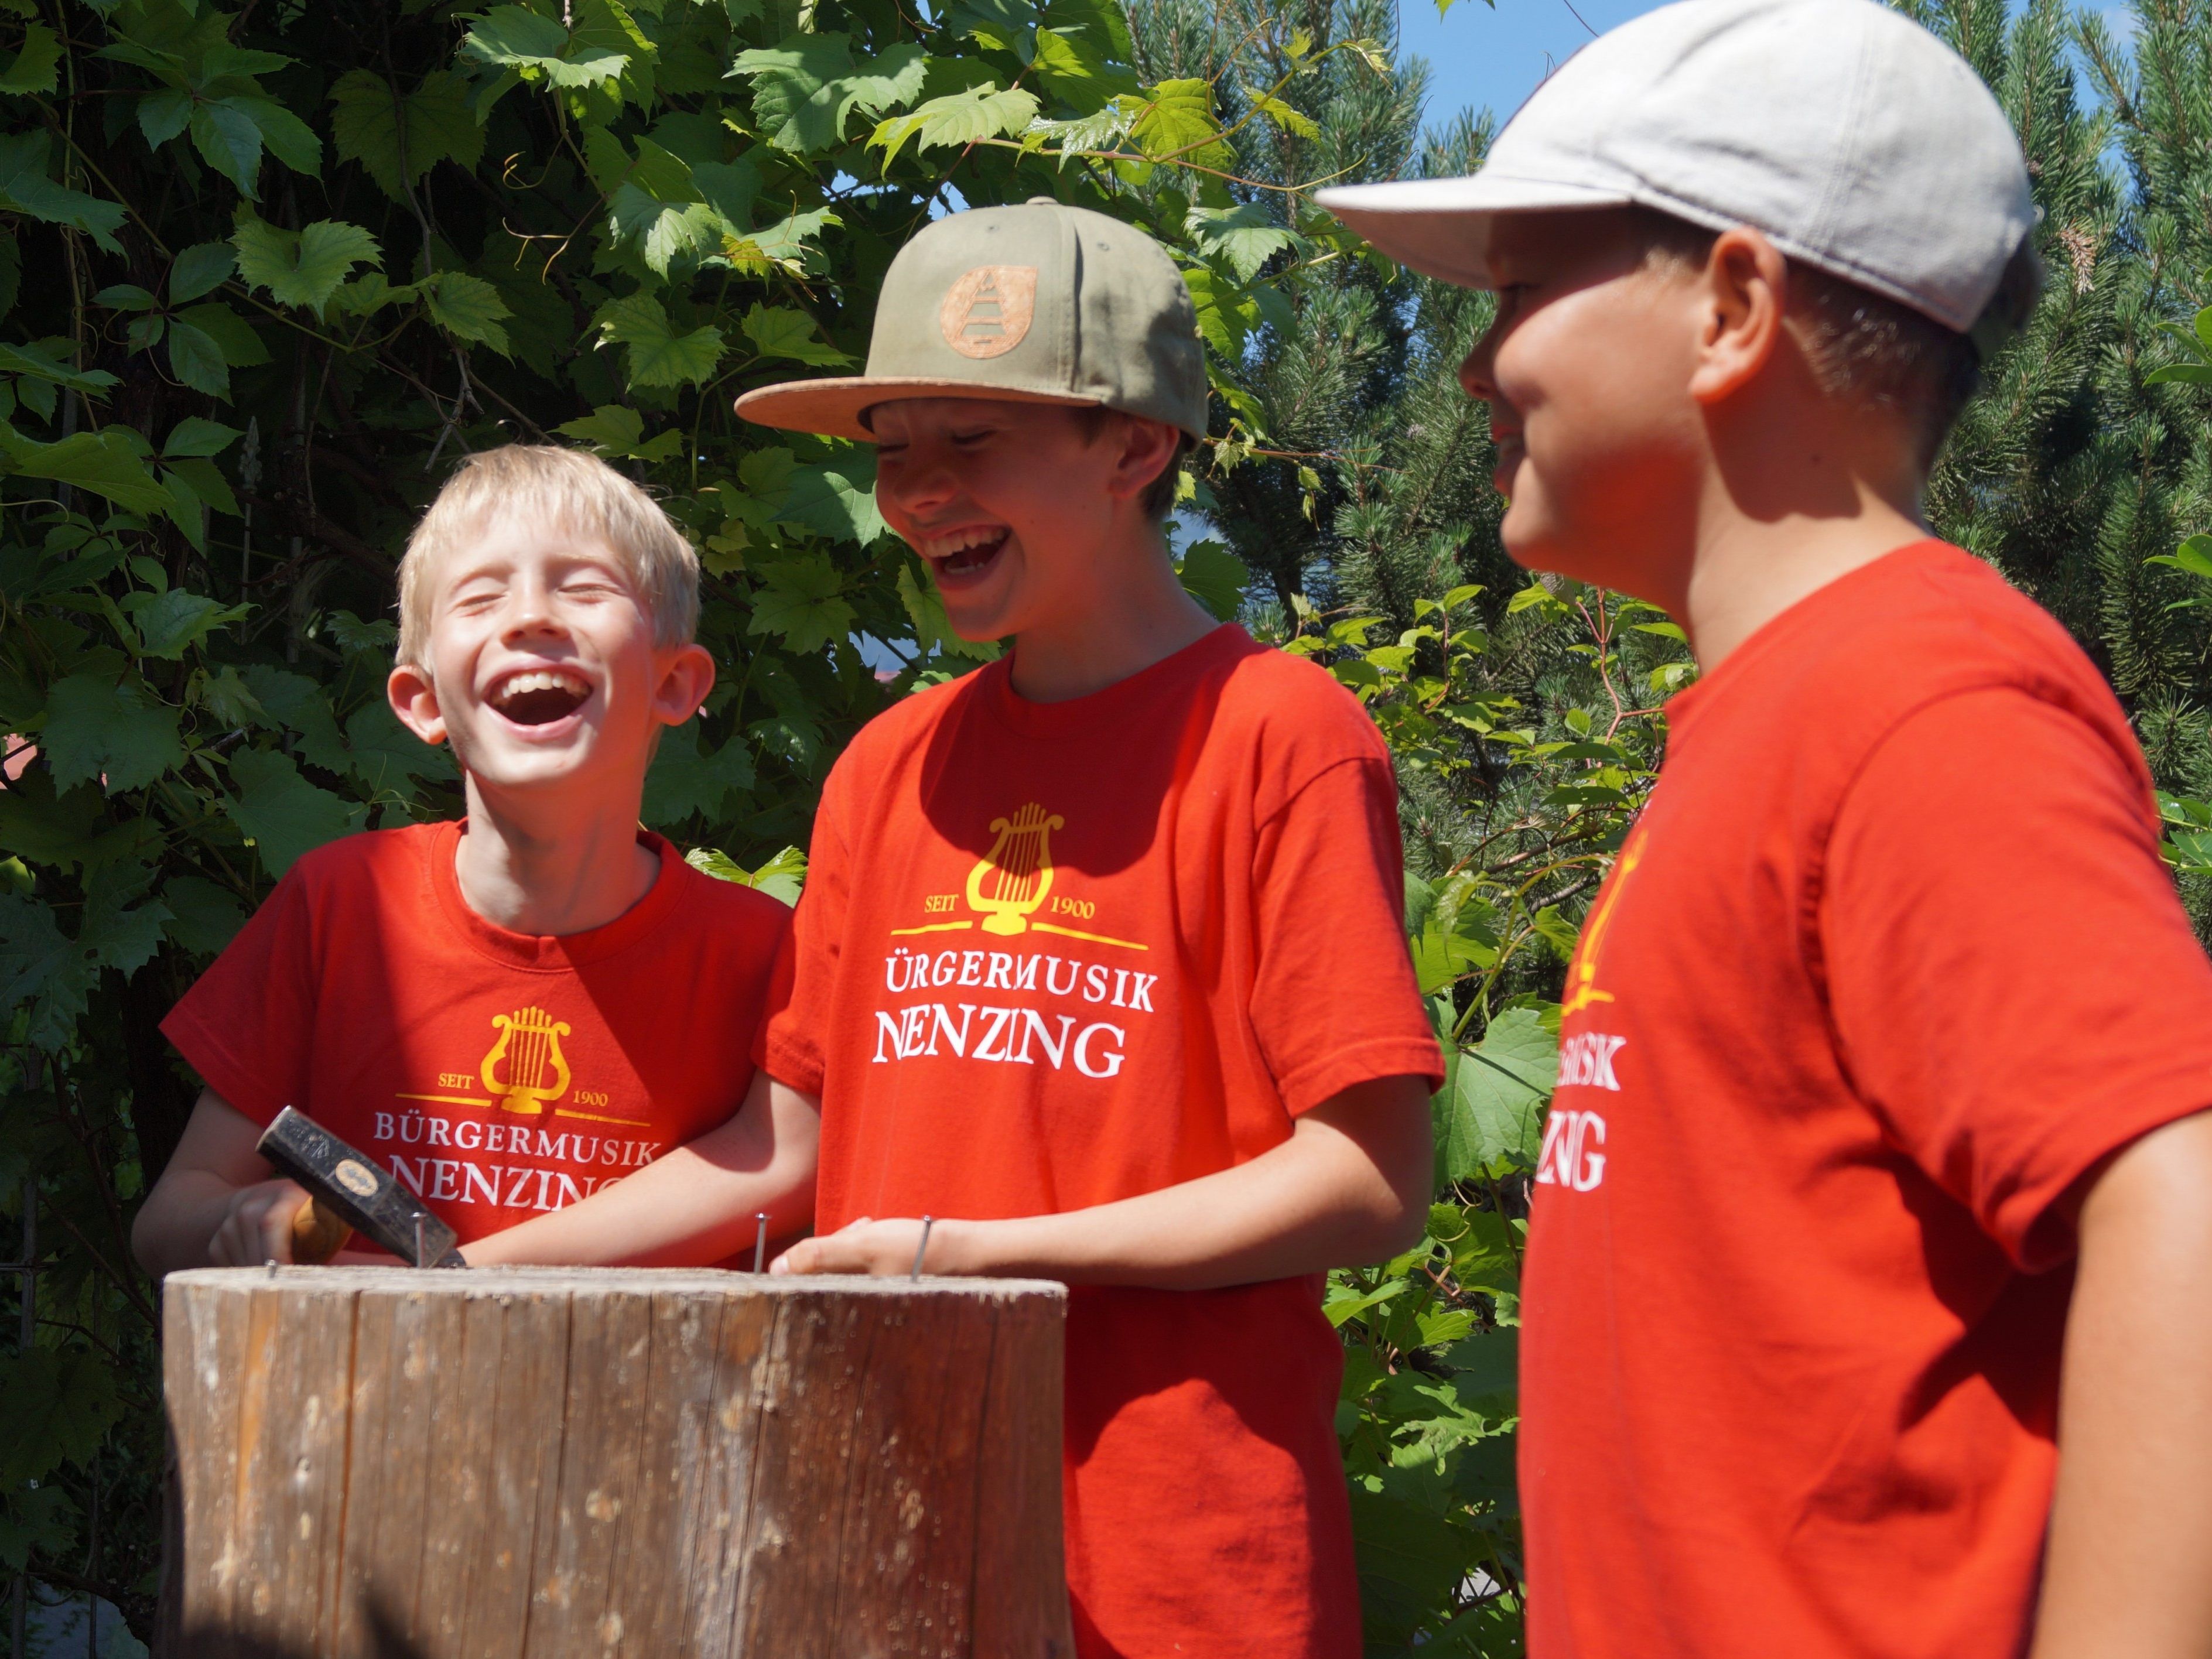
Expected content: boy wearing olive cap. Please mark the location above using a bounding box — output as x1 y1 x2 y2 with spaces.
1322 2 2212 1656
526 200 1444 1655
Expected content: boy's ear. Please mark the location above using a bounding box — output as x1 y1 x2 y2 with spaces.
1687 227 1791 406
1101 415 1183 505
387 663 447 747
649 643 717 727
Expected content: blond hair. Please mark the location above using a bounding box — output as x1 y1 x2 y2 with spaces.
396 445 700 668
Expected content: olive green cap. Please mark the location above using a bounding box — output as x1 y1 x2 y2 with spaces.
735 199 1209 443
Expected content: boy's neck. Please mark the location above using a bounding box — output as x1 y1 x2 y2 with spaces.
452 776 661 937
1006 527 1219 703
1671 400 1930 671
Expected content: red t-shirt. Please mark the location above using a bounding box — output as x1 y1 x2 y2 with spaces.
163 820 789 1250
1524 542 2212 1658
760 625 1443 1659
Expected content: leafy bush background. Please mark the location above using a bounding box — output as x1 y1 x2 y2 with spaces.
0 0 2207 1651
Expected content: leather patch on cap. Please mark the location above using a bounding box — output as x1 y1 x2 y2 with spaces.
939 265 1037 359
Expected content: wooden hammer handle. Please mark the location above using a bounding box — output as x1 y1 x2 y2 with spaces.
289 1196 354 1265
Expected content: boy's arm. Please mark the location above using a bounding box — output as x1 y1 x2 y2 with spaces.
2030 1108 2212 1659
461 1068 820 1267
131 1090 314 1277
772 1073 1433 1287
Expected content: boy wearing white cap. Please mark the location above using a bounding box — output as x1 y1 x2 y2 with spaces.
1321 2 2212 1656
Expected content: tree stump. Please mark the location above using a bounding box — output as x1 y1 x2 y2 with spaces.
157 1267 1071 1659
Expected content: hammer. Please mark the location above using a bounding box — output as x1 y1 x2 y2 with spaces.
255 1107 466 1268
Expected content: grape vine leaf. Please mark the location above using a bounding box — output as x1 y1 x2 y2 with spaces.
224 748 367 877
642 720 758 825
594 292 725 388
38 673 185 794
739 303 850 365
233 214 382 312
329 68 487 200
729 34 929 152
747 552 856 654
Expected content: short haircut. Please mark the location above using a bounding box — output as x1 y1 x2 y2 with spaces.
1070 406 1194 526
1634 208 2045 471
395 445 700 669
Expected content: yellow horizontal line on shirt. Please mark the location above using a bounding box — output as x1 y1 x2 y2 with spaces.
888 920 975 935
1031 922 1148 951
555 1107 652 1127
395 1092 495 1109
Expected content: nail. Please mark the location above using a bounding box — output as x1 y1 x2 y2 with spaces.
265 1258 277 1280
911 1216 933 1282
414 1216 425 1270
754 1212 768 1274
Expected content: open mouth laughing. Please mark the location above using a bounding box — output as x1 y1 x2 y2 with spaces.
918 525 1010 586
487 667 592 727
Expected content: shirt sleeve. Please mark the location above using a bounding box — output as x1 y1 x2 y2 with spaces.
1823 686 2212 1269
158 868 320 1127
754 763 853 1096
1250 752 1445 1116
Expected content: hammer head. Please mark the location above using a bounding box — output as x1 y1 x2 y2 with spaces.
256 1107 465 1268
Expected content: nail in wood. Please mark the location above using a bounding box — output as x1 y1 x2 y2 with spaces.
911 1216 933 1282
754 1212 768 1274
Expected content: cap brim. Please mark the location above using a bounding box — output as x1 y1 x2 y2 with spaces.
1315 174 1635 288
735 377 1108 442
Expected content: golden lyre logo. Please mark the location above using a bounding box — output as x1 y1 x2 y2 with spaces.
479 1006 573 1115
939 265 1038 360
966 803 1065 936
1561 828 1647 1018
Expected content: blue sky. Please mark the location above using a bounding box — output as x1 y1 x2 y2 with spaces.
1395 0 1665 134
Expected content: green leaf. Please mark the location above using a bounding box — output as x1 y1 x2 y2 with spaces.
419 269 513 353
2146 363 2212 385
233 214 382 312
869 83 1040 166
166 320 229 397
1130 78 1228 167
0 427 170 512
161 874 247 956
239 667 351 777
121 588 248 657
1188 202 1296 283
1441 1007 1557 1178
1030 26 1137 114
782 453 886 543
1245 87 1318 139
176 303 269 367
730 34 929 152
747 552 856 654
341 699 454 793
897 560 998 662
0 866 170 1049
593 292 724 388
0 1349 122 1490
686 843 807 904
0 22 60 94
740 303 850 365
460 6 630 88
189 99 268 196
224 748 366 877
169 241 237 304
38 673 184 793
642 720 757 825
0 132 125 252
1176 539 1249 620
554 403 683 462
0 340 117 394
329 68 486 200
163 417 242 459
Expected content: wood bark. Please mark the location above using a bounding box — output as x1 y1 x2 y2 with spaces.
157 1267 1071 1659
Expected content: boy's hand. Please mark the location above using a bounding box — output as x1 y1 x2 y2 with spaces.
771 1216 956 1278
207 1179 313 1267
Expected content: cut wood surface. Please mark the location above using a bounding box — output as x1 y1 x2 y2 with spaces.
158 1267 1072 1659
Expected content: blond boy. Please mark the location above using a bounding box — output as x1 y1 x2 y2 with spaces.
135 446 804 1274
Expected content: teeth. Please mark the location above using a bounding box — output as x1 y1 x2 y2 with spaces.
920 526 1006 559
492 669 589 704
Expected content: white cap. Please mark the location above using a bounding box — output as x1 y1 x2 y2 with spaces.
1317 0 2035 335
